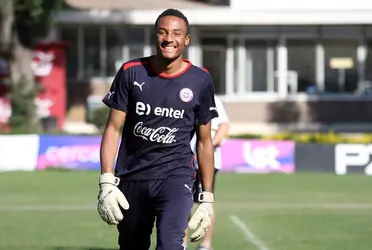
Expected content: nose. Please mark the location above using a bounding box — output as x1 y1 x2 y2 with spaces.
164 33 174 42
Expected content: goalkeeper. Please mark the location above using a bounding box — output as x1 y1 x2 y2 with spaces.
96 8 218 250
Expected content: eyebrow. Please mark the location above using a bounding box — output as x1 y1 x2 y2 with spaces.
158 28 184 32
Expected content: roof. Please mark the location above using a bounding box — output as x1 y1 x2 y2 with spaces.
65 0 212 10
56 8 372 25
58 0 372 25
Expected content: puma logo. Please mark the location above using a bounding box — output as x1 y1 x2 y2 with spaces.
184 184 192 193
107 91 114 99
133 81 145 91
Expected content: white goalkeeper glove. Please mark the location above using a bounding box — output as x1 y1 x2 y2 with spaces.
188 191 214 242
97 173 130 225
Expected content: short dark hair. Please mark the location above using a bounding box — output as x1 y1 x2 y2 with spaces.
154 8 190 34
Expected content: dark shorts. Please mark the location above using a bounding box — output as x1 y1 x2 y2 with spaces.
116 174 195 250
193 169 219 203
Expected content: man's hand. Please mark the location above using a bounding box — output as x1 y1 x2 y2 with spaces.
188 191 214 242
97 173 130 225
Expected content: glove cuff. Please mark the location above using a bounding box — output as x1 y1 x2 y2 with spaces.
198 191 214 203
99 173 120 186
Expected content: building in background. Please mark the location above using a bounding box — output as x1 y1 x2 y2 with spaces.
54 0 372 134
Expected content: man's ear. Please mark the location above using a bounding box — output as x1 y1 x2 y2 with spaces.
185 34 190 46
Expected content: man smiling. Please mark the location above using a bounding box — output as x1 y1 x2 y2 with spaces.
97 8 219 250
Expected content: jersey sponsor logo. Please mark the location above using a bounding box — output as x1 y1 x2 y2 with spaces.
133 122 178 144
135 101 184 119
179 88 193 102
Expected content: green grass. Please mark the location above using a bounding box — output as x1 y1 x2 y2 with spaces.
0 171 371 250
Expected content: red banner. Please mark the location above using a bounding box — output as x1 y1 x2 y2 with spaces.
0 42 67 130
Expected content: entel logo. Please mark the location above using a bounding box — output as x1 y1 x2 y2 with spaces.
135 101 184 119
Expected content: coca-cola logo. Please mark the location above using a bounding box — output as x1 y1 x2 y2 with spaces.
133 122 178 144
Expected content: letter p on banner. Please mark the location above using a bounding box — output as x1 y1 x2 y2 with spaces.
335 144 372 175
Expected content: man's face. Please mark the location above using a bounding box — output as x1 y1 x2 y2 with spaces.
155 16 190 61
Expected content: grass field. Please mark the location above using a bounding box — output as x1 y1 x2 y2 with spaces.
0 170 372 250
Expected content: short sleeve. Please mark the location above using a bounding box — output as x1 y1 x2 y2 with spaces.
195 78 219 125
102 67 129 112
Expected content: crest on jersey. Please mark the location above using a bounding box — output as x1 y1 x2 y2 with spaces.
179 88 193 102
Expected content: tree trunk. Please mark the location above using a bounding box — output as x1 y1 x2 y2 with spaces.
0 0 13 58
10 38 41 132
0 0 41 133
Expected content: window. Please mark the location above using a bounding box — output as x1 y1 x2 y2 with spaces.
323 39 359 93
106 26 145 75
201 37 227 94
129 46 144 60
84 26 101 78
60 27 78 79
365 41 372 81
287 40 316 92
246 40 271 92
125 26 145 46
202 47 225 94
59 25 195 79
106 26 125 76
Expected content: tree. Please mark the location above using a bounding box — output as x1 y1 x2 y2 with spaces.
0 0 64 133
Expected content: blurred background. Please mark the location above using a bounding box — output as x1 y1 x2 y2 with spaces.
3 0 372 135
1 1 372 250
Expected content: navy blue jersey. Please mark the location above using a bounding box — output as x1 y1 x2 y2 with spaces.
102 56 218 180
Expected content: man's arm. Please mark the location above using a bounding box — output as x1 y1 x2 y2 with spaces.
97 65 130 226
100 109 126 174
188 72 218 242
195 122 215 193
100 65 129 175
97 108 129 226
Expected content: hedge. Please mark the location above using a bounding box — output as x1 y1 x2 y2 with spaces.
230 131 372 144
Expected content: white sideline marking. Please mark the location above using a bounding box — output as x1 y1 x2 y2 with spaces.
230 215 270 250
1 202 372 211
223 202 372 210
0 204 96 211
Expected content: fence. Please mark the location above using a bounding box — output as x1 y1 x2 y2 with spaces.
0 134 370 175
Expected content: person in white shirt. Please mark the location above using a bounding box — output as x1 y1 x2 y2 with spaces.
184 87 230 250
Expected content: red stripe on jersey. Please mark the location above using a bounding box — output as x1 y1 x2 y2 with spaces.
201 67 210 74
123 61 148 71
191 154 195 169
149 56 191 78
191 154 197 177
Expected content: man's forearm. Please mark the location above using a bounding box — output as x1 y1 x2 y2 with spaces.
100 126 121 174
196 140 215 193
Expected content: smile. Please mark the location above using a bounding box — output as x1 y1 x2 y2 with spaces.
162 46 176 52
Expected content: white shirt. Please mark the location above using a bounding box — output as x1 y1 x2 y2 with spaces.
190 96 229 170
